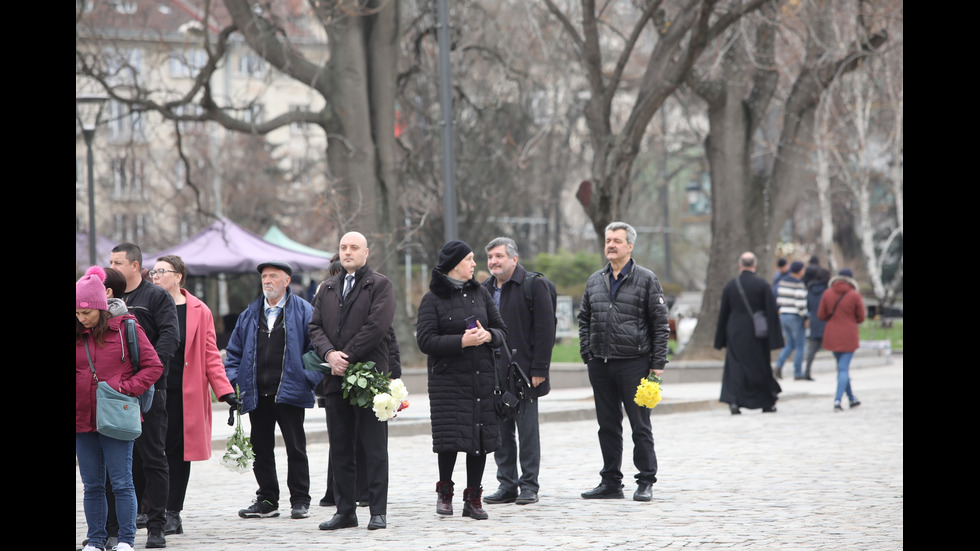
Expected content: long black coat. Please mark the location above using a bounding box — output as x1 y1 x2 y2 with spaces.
417 269 506 455
714 270 783 409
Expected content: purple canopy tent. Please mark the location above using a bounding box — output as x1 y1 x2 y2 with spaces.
76 232 117 274
144 217 332 276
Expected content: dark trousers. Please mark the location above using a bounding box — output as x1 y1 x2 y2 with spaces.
249 396 311 508
493 396 540 493
323 408 368 503
587 357 658 485
166 387 191 512
324 393 388 516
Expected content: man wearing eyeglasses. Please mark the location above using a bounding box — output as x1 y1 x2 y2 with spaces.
224 261 320 522
108 242 180 549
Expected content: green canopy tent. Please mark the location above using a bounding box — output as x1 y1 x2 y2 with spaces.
262 225 334 259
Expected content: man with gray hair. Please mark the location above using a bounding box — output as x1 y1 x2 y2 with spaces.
578 222 670 502
481 237 556 506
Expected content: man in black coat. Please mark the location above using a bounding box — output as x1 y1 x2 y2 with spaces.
309 231 396 531
714 251 784 414
481 237 556 506
578 222 670 503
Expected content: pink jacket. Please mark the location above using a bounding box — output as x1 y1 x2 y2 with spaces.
177 289 235 461
76 314 164 433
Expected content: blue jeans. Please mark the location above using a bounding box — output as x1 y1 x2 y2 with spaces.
776 314 806 377
76 432 137 548
833 352 857 404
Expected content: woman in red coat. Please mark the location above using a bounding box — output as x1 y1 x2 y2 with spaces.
817 268 865 412
151 255 239 535
77 266 164 551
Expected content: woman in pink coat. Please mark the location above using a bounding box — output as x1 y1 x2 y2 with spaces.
151 255 240 535
817 268 865 412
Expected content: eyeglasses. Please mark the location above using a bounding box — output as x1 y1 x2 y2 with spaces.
149 269 178 277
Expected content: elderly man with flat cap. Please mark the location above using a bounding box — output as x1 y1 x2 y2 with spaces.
224 261 319 520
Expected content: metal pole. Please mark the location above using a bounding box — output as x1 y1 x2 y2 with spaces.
85 129 97 267
436 0 458 243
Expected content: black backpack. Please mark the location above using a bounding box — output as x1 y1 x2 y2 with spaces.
523 271 558 326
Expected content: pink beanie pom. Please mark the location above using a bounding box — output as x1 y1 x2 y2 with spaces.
76 265 109 311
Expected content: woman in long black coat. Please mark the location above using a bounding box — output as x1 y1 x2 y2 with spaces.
416 240 507 520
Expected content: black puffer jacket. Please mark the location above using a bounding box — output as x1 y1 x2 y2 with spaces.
416 269 506 455
578 260 671 369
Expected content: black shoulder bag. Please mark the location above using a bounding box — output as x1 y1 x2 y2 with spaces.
735 275 769 339
493 339 533 421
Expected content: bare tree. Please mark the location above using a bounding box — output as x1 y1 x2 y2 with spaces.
540 0 770 243
678 0 890 359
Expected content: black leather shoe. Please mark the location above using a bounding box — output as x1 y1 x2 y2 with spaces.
146 528 166 548
515 489 538 505
367 515 387 530
730 403 741 415
762 405 777 413
581 483 624 499
319 513 358 530
319 495 335 507
633 482 653 502
137 513 148 529
483 489 518 504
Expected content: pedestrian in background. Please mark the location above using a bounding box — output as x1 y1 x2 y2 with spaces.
714 252 783 414
818 268 865 412
578 222 670 502
417 240 507 520
802 267 832 381
774 260 808 380
77 266 164 551
151 254 241 535
481 237 556 507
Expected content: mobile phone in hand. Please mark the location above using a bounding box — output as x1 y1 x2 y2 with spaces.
465 315 477 329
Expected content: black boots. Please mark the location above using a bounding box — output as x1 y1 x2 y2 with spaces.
436 481 454 516
462 486 488 520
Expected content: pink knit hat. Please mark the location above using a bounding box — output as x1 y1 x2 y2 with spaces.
76 266 108 311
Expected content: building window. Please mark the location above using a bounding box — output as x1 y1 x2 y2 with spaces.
112 158 146 200
106 100 146 142
239 53 266 77
170 48 207 78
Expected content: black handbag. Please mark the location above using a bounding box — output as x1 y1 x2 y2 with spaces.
493 339 532 421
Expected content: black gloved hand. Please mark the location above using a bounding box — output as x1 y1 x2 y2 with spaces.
221 393 243 409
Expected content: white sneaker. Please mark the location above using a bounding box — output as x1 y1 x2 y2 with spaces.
112 543 135 551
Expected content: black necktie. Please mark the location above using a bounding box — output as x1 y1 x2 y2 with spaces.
343 274 354 299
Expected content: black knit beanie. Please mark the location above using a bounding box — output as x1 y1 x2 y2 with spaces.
436 240 473 274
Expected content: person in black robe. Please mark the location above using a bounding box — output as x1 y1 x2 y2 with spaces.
714 252 783 414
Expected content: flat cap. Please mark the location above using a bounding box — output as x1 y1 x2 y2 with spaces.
257 260 293 276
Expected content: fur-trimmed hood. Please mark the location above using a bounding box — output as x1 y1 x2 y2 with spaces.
829 274 859 293
428 267 480 299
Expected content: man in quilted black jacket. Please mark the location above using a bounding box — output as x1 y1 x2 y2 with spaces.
577 222 670 503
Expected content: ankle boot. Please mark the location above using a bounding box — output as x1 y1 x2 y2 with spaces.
164 510 183 535
436 481 454 516
462 486 488 520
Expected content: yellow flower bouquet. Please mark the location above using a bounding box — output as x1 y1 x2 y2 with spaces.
634 373 663 409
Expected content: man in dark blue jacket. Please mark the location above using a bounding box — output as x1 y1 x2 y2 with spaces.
481 237 556 507
225 261 319 521
578 222 670 502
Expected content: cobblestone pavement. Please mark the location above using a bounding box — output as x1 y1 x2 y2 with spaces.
77 358 903 550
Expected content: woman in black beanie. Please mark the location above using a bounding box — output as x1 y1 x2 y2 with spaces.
416 240 507 520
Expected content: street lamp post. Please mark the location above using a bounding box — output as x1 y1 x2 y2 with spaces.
76 94 108 267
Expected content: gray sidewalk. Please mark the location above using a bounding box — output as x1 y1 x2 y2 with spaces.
77 354 903 550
